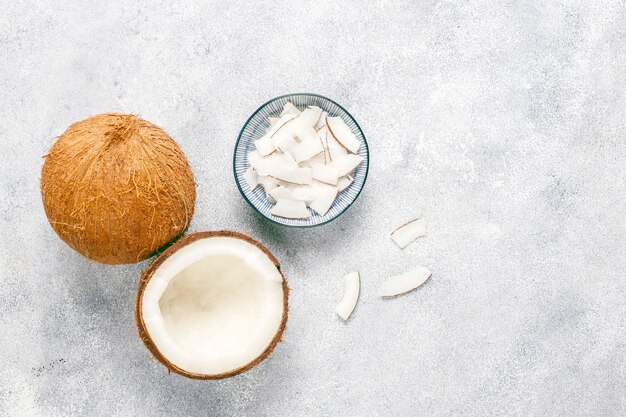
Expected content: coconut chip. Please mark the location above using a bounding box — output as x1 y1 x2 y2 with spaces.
390 218 426 249
379 266 431 297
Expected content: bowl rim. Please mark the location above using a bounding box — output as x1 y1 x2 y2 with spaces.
233 92 370 228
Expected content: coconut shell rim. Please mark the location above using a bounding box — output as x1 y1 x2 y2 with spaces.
135 230 289 380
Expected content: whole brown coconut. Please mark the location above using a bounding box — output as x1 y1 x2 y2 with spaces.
41 113 196 264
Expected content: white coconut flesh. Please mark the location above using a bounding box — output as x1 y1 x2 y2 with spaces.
336 272 360 320
244 101 364 219
390 218 426 249
379 266 431 297
140 236 285 376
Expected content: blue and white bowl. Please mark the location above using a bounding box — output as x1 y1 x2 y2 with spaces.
233 93 369 227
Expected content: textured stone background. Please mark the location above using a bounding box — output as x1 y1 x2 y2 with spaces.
1 1 625 416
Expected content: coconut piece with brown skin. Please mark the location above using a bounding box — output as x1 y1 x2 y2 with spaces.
40 113 196 264
135 231 289 379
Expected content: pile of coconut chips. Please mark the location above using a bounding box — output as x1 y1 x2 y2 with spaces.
243 102 363 219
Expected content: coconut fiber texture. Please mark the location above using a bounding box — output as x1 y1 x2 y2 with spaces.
41 113 196 264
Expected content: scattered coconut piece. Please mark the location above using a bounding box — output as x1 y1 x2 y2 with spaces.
326 116 360 154
332 154 364 177
379 266 431 297
309 185 338 216
337 175 354 192
243 167 259 189
390 218 426 249
312 165 339 185
335 272 360 320
271 199 310 219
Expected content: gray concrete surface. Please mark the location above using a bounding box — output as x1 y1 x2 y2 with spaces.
1 1 625 416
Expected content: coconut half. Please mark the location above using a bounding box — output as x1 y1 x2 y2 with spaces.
136 231 288 379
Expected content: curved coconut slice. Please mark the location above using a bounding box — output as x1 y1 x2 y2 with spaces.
379 266 431 297
136 231 288 379
271 199 310 219
390 218 426 249
326 116 360 154
280 101 301 117
335 272 360 320
331 154 363 177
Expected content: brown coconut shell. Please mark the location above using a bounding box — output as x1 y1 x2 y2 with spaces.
135 230 289 379
41 113 196 264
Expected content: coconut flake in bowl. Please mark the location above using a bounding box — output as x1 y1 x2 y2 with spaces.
234 94 369 227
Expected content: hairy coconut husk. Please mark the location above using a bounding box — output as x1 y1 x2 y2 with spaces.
135 230 289 379
41 113 196 264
